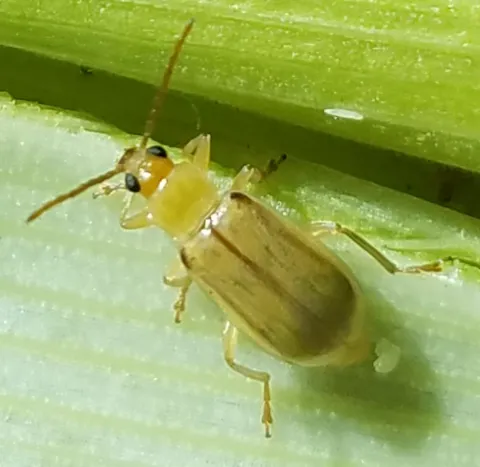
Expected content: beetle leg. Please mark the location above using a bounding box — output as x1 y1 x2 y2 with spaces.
230 165 262 191
262 154 287 179
230 165 263 191
172 279 192 324
182 134 211 171
164 256 189 287
163 256 192 323
119 197 151 230
230 154 286 192
92 186 145 230
92 182 125 199
223 321 273 438
310 220 480 274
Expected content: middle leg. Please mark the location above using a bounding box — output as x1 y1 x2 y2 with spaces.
163 256 193 323
230 154 287 192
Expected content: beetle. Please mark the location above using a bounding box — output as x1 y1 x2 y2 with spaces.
25 19 480 437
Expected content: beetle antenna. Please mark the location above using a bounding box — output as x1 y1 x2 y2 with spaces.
26 21 194 224
139 18 195 150
26 168 121 223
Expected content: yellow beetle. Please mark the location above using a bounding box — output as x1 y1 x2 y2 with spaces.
26 19 480 437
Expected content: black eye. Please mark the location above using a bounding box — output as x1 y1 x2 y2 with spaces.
147 145 167 158
125 173 141 193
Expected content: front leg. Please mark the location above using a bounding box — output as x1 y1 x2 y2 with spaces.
182 134 211 171
119 193 151 230
92 182 125 199
91 181 144 231
163 256 192 323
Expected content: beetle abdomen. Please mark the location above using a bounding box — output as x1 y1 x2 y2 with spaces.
180 191 363 364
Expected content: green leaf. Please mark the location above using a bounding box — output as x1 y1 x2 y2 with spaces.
2 0 480 464
2 93 480 466
1 0 480 174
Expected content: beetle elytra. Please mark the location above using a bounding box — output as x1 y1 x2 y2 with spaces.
26 19 480 438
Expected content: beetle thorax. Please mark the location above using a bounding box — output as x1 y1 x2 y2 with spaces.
148 162 220 241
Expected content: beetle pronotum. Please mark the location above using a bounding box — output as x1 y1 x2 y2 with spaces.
26 19 480 437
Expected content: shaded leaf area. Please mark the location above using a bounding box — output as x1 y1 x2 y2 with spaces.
1 96 480 466
1 0 480 175
2 45 480 221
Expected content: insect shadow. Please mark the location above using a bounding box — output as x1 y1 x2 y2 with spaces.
290 286 443 452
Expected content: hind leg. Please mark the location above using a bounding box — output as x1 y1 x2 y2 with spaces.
310 221 480 274
223 321 273 437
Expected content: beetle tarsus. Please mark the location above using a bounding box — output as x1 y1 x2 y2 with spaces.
262 380 273 438
262 401 273 438
92 182 125 199
172 280 191 323
262 154 287 180
310 220 480 276
403 259 444 273
173 296 185 323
